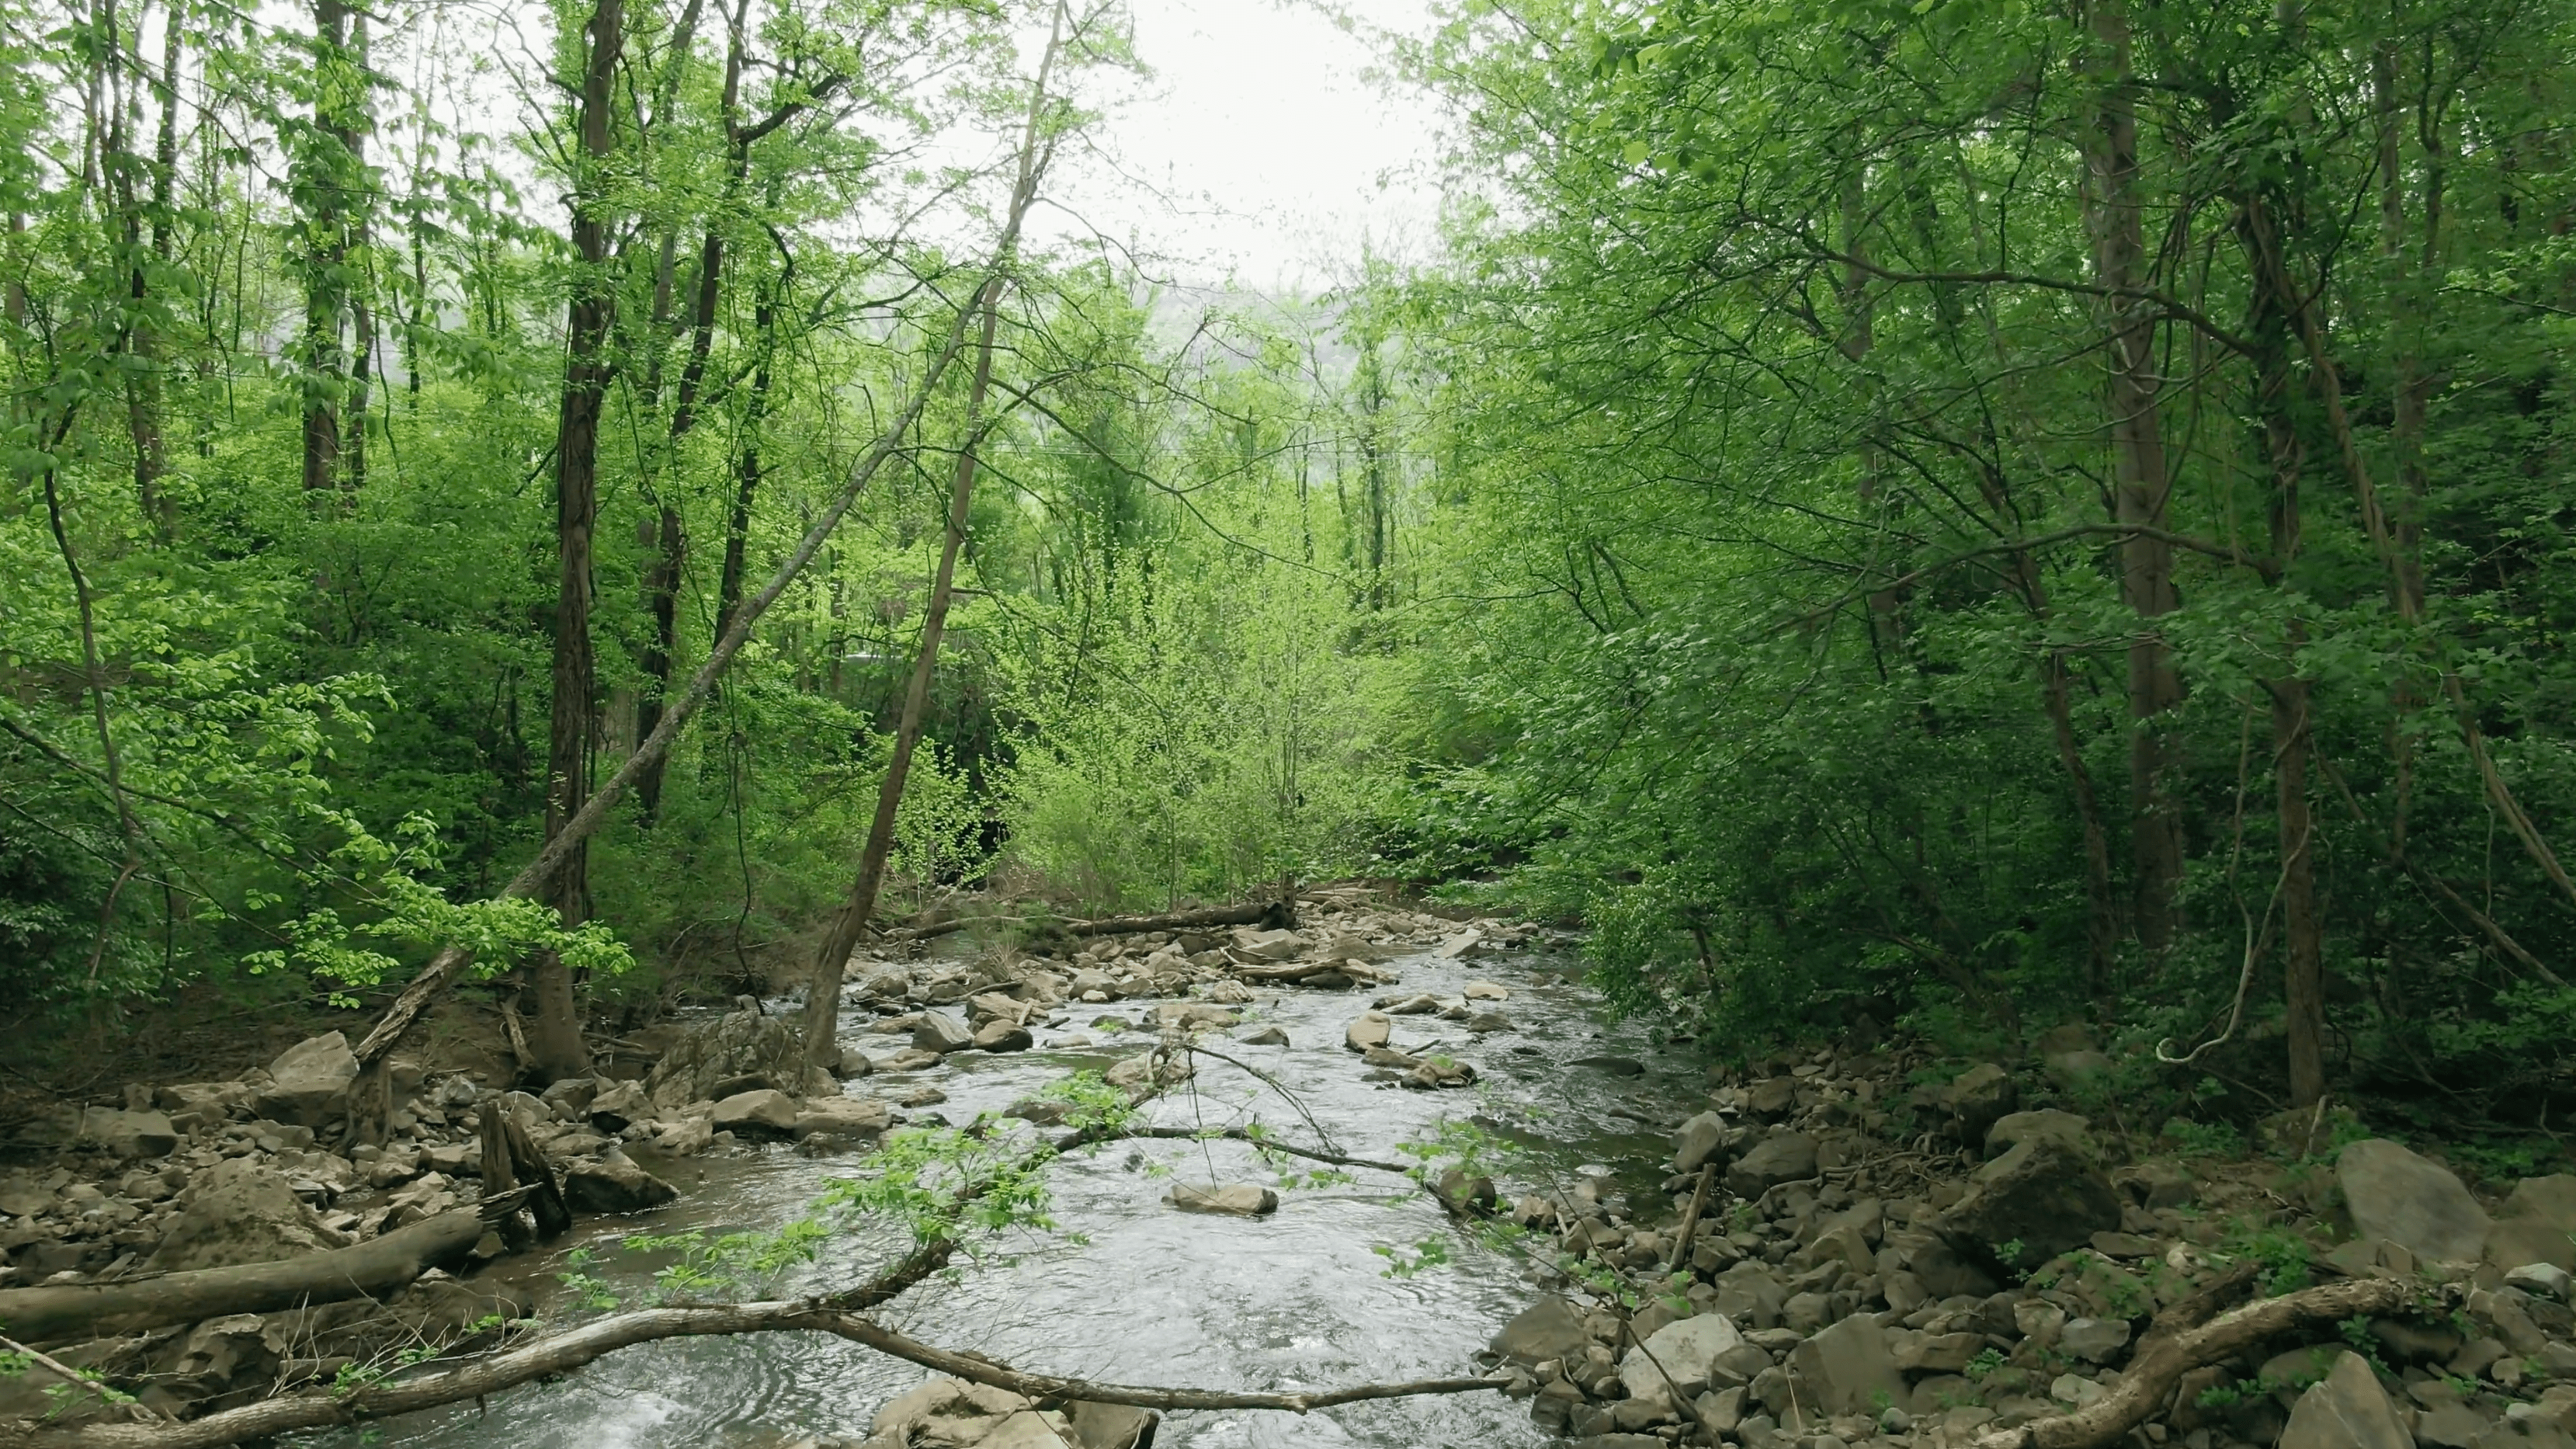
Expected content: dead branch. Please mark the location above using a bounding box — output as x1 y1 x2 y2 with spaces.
1970 1269 2435 1449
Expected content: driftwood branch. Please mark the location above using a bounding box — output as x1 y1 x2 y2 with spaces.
5 1298 1502 1449
1970 1268 2431 1449
887 898 1296 943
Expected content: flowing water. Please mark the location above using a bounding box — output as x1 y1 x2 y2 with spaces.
332 938 1698 1449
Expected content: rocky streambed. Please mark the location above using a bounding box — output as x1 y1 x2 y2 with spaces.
8 893 2576 1449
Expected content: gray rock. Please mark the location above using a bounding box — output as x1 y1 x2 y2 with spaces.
2279 1350 2411 1449
1492 1295 1592 1367
255 1032 359 1127
2338 1138 2490 1263
1165 1183 1277 1216
78 1107 178 1159
1787 1312 1907 1417
2490 1176 2576 1271
1675 1112 1727 1175
971 1020 1033 1053
1937 1135 2121 1272
710 1089 801 1136
1710 1262 1788 1330
1619 1312 1745 1408
148 1158 350 1271
1240 1026 1289 1047
560 1154 679 1214
914 1012 975 1055
539 1075 599 1117
1944 1062 2017 1145
1061 1400 1158 1449
2059 1317 2132 1364
587 1079 651 1132
1984 1109 2092 1161
793 1096 891 1141
2506 1262 2573 1300
1725 1131 1817 1197
645 1008 810 1109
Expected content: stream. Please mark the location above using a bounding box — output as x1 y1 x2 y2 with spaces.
325 936 1697 1449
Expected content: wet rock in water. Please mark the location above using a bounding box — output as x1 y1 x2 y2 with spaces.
148 1158 351 1271
1573 1055 1645 1077
1619 1312 1745 1409
653 1115 715 1156
793 1096 891 1141
1463 980 1508 1000
587 1079 652 1133
1377 992 1441 1016
1936 1134 2121 1271
1239 1025 1289 1047
1300 969 1354 990
711 1089 802 1137
1344 1012 1392 1052
77 1106 179 1160
972 1020 1034 1053
1466 1010 1512 1033
1984 1108 2094 1161
914 1012 976 1055
1724 1130 1817 1197
1786 1312 1907 1418
875 1048 945 1073
1165 1182 1278 1216
1943 1062 2018 1146
1361 1044 1421 1069
2279 1350 2411 1449
1103 1051 1190 1090
647 1008 809 1109
1005 1098 1069 1127
1674 1111 1728 1175
1491 1295 1592 1366
1149 1002 1238 1033
255 1031 359 1127
1404 1058 1477 1090
561 1153 679 1214
868 1378 1041 1447
1061 1399 1158 1449
2338 1138 2490 1263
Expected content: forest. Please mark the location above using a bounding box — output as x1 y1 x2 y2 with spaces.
6 0 2576 1158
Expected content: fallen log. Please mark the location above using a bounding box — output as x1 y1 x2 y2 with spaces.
0 1210 487 1344
1067 899 1294 937
1970 1266 2439 1449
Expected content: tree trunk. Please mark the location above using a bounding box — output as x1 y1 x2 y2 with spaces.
529 0 625 1084
2081 0 2184 956
713 284 776 641
341 9 373 492
2042 649 2119 992
299 0 349 496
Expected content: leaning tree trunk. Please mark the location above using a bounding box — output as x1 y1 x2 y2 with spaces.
529 0 625 1084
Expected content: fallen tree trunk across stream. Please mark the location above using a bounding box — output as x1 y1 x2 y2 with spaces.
0 1210 486 1343
888 898 1297 943
7 1298 1505 1449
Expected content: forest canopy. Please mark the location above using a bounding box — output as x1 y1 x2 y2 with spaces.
4 0 2573 1131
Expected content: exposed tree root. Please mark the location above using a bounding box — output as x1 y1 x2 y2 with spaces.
1970 1267 2439 1449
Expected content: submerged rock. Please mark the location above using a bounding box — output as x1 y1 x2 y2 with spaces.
561 1153 679 1214
1165 1183 1279 1216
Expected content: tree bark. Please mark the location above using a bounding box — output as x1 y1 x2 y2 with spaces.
298 0 349 496
2081 0 2185 956
529 0 625 1083
0 1211 484 1344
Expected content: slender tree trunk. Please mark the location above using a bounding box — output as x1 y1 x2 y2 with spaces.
2043 649 2119 992
300 0 349 496
120 0 176 536
2081 0 2185 957
342 9 373 492
799 12 1064 1067
713 285 775 641
2381 43 2442 857
529 0 625 1083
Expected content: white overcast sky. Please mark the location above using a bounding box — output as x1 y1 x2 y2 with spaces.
1040 0 1449 294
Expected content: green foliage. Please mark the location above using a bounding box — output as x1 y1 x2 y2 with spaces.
2224 1224 2317 1296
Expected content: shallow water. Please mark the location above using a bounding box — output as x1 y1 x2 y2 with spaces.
328 939 1702 1448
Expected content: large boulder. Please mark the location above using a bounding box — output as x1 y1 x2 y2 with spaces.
148 1158 350 1271
2279 1350 2411 1449
869 1378 1042 1447
1725 1131 1817 1198
1787 1313 1907 1417
1620 1312 1745 1409
1491 1295 1590 1367
793 1096 892 1141
1674 1111 1728 1175
1936 1135 2121 1272
914 1011 975 1055
2338 1139 2490 1263
587 1079 652 1133
1944 1063 2018 1146
711 1089 801 1137
560 1153 679 1214
78 1107 178 1159
1984 1109 2093 1161
645 1009 809 1110
2488 1175 2576 1272
1344 1012 1392 1052
254 1032 359 1127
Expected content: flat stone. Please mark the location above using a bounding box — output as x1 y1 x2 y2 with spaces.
1619 1312 1745 1408
1725 1131 1817 1197
560 1155 679 1214
1239 1026 1289 1047
1787 1312 1907 1417
1463 981 1508 1000
971 1020 1034 1053
78 1107 178 1159
1343 1012 1391 1051
2339 1138 2490 1263
586 1079 652 1131
1165 1183 1277 1216
791 1096 890 1141
2279 1350 2411 1449
2506 1262 2572 1300
710 1089 800 1136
